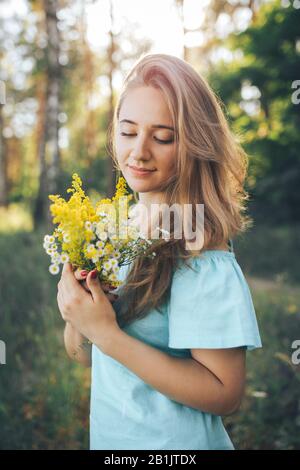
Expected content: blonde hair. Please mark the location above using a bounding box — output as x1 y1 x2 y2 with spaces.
107 53 252 328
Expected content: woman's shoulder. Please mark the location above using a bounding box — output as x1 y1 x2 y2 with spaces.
175 241 236 274
172 241 252 301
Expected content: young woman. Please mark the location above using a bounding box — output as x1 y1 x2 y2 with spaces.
58 53 262 450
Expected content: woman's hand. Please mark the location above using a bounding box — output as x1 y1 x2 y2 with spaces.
57 262 121 352
73 267 119 304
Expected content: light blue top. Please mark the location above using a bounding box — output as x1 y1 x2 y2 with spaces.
89 243 262 450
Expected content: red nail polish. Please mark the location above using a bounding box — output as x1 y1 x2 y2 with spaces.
81 270 88 277
91 270 98 279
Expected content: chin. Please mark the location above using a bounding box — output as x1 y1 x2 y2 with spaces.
122 171 158 193
126 178 157 193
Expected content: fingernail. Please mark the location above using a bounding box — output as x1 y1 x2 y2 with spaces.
91 269 98 279
81 270 88 277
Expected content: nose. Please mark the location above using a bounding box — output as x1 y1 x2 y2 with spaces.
130 133 151 162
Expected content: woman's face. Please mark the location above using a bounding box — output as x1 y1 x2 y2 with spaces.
115 86 177 195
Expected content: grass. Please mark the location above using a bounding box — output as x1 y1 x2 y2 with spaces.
0 224 299 449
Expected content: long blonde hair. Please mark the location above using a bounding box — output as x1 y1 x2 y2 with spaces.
107 53 252 328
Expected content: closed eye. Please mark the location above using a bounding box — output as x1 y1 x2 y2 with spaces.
120 132 174 145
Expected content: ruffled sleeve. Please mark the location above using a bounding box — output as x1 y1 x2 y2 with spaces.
168 252 263 351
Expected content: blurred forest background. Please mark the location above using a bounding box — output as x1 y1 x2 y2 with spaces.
0 0 300 450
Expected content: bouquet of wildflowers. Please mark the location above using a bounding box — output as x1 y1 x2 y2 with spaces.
43 173 159 287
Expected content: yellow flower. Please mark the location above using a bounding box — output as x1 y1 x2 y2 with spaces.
45 173 156 282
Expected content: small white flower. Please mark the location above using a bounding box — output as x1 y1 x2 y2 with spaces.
96 241 104 249
97 248 105 257
92 256 99 263
103 260 112 271
51 252 61 262
113 251 121 259
60 253 69 263
110 234 118 242
43 241 50 250
108 273 118 281
112 265 119 274
85 221 92 229
63 233 70 243
49 264 60 275
46 247 54 255
86 244 96 253
48 235 55 244
44 235 51 243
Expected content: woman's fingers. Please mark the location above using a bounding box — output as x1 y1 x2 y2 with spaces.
80 279 90 292
73 269 118 297
74 268 88 280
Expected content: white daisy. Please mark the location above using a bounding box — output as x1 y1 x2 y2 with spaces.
51 252 61 262
97 248 105 257
110 234 119 242
60 253 69 263
49 264 60 275
103 260 112 271
86 244 96 253
63 233 70 243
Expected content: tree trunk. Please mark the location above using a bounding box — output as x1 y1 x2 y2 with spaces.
34 0 61 229
0 103 8 207
175 0 189 61
107 0 117 199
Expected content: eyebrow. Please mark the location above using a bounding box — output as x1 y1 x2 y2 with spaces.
119 119 175 132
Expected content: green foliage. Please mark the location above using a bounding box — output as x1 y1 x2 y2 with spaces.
209 0 300 224
0 229 90 449
224 285 300 449
234 223 300 285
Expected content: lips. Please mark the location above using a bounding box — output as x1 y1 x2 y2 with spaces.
128 165 156 172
